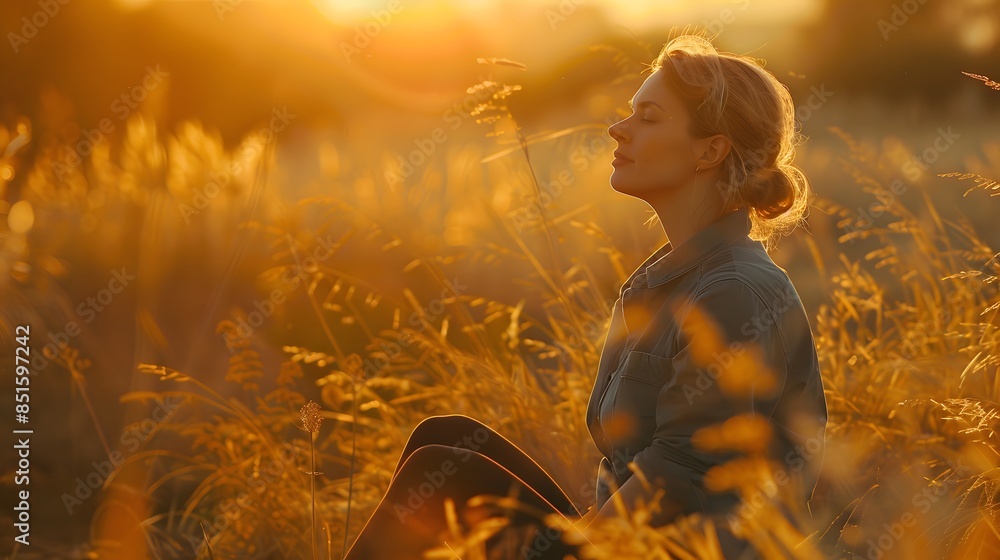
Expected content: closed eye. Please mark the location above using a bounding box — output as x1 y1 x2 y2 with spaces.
627 110 652 122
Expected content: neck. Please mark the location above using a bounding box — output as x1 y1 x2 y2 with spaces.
648 174 726 249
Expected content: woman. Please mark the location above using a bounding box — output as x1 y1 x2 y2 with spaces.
344 34 828 559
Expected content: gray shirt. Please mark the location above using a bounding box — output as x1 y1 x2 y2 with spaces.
586 206 828 528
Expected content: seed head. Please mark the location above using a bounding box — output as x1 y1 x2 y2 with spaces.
300 400 323 433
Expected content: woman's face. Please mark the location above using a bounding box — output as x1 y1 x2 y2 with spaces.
607 69 703 199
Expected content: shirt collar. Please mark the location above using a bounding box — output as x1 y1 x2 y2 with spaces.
620 206 753 296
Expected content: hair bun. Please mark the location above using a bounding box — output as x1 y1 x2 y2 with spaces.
745 165 794 219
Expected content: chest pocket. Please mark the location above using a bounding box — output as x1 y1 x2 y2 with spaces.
613 350 677 420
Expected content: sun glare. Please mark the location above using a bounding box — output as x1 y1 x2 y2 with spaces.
310 0 387 20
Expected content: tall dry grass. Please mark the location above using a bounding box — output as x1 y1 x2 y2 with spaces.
2 54 1000 559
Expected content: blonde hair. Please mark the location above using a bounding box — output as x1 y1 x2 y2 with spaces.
646 34 811 250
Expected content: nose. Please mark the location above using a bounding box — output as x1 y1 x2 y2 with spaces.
608 118 627 144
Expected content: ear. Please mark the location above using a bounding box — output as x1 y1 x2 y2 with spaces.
693 134 731 170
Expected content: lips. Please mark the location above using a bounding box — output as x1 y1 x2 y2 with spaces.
613 150 632 162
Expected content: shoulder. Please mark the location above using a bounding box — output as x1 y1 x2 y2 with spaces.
691 276 760 310
689 245 817 362
696 242 804 319
685 260 799 352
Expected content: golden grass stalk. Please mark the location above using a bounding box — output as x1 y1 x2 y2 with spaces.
198 522 216 560
300 400 324 560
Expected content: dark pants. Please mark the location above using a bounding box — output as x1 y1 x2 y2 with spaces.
343 414 585 559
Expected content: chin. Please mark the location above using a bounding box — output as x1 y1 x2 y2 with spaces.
610 177 659 205
609 173 637 195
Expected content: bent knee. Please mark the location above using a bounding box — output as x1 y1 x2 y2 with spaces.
412 414 488 441
399 443 474 472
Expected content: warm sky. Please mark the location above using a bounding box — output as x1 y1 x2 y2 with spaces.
308 0 823 24
115 0 826 27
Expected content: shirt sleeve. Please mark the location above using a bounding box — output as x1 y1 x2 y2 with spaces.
630 278 788 511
